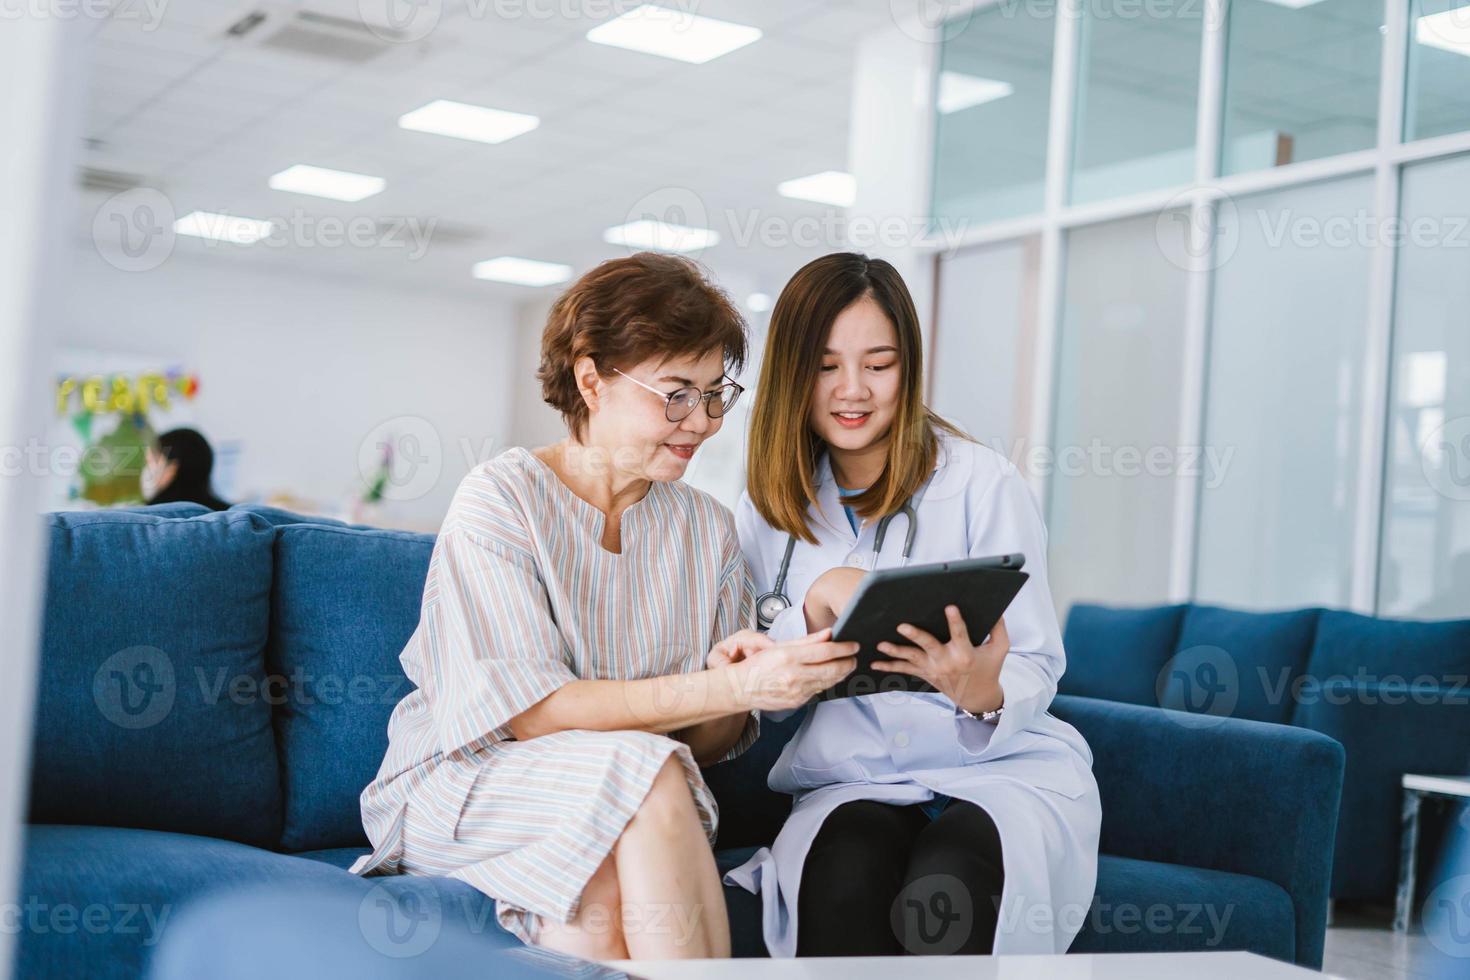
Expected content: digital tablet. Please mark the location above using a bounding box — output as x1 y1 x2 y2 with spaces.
816 554 1028 703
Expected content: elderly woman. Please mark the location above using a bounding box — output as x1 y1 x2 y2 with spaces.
351 253 858 961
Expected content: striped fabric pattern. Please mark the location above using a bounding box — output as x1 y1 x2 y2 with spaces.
350 447 759 944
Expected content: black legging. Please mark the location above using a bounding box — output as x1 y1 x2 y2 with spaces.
796 798 1005 956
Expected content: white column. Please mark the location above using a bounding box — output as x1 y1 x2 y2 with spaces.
0 14 83 976
847 19 940 347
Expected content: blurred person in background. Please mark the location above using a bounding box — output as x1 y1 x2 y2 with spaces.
142 427 229 511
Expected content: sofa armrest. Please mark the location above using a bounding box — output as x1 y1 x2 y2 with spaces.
1051 694 1345 969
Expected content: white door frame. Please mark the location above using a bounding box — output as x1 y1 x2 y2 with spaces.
0 14 84 977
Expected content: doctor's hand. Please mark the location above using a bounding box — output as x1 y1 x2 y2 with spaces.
874 610 1010 716
802 567 866 632
707 629 773 669
730 628 858 712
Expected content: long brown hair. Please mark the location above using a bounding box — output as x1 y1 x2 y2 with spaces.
746 252 966 543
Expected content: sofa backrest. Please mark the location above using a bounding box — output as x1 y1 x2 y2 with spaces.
1291 609 1470 899
29 503 856 858
1062 602 1323 724
30 509 283 848
265 520 434 852
1169 604 1322 724
1059 603 1188 705
1062 598 1470 901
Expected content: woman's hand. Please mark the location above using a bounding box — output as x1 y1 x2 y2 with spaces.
802 567 866 632
874 610 1010 716
730 628 858 712
707 629 773 669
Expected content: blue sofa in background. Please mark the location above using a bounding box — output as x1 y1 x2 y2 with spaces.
20 504 1345 978
1061 602 1470 904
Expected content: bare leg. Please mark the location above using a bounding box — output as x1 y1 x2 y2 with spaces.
613 754 730 958
533 853 629 960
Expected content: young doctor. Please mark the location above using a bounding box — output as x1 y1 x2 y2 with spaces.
724 252 1101 957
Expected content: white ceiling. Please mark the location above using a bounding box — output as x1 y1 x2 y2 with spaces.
77 0 900 300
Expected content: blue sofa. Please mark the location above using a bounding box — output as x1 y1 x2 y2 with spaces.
20 504 1345 978
1061 602 1470 904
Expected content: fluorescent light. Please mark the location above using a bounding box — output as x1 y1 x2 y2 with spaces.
746 292 773 314
268 165 385 202
586 4 761 64
472 257 574 287
174 211 274 245
937 71 1014 113
603 219 720 253
399 99 540 144
1417 9 1470 56
777 171 857 208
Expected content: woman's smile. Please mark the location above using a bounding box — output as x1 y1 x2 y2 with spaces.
832 411 872 429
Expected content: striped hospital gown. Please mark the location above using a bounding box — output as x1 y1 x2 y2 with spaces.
350 447 759 944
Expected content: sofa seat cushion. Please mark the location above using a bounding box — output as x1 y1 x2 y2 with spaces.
18 825 350 980
31 510 281 848
1070 855 1295 961
268 523 434 851
1060 604 1188 706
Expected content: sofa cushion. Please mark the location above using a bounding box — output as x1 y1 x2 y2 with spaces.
269 523 433 851
113 502 211 518
17 825 349 980
230 502 378 530
1165 605 1321 724
1292 609 1470 900
30 510 280 848
1070 855 1295 961
1060 603 1188 705
1299 609 1470 684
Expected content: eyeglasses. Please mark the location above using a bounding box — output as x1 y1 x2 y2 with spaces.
612 368 744 422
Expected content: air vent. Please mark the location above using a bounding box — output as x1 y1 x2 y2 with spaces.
78 167 147 194
223 6 410 63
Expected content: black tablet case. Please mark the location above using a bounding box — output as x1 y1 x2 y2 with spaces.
817 557 1029 703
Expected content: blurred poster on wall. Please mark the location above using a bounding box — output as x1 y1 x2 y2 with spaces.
48 347 201 512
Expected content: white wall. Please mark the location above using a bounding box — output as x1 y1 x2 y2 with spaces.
60 246 519 530
507 295 567 452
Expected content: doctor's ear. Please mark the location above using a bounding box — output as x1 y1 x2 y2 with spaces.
573 356 604 415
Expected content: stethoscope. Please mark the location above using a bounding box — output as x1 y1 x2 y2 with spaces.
755 499 919 631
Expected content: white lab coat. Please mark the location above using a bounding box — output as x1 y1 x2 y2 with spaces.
726 433 1101 956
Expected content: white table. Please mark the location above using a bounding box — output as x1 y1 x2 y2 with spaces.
601 951 1332 979
1396 772 1470 933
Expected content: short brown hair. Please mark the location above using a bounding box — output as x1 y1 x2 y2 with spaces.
538 253 748 438
747 252 967 543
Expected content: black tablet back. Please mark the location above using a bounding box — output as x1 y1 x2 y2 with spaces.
820 555 1029 703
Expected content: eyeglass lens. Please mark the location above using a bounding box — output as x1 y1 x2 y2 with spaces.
666 384 741 421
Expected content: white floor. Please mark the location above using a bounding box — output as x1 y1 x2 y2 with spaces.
1323 904 1439 980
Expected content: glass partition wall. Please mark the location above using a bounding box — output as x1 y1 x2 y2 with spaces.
927 0 1470 621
